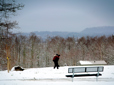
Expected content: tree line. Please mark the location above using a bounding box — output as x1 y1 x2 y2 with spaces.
0 34 114 70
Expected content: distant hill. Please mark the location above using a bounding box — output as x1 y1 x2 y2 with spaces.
19 26 114 39
80 26 114 36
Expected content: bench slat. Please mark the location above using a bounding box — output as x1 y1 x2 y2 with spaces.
66 73 102 77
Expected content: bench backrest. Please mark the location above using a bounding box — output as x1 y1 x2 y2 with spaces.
68 66 104 73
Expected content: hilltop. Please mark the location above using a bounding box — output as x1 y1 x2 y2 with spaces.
19 26 114 39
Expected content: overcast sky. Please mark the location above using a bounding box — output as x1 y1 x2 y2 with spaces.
12 0 114 33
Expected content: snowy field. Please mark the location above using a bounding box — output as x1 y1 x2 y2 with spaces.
0 65 114 85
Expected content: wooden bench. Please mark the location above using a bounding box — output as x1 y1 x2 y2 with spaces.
66 66 104 82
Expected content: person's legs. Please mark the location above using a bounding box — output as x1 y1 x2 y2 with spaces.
54 61 59 69
55 61 58 69
56 62 59 69
54 61 57 69
54 62 55 69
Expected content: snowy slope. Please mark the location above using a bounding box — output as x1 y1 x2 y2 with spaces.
0 65 114 85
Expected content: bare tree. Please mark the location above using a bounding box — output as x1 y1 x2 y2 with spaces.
0 0 24 37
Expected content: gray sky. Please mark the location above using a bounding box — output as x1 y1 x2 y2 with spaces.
12 0 114 33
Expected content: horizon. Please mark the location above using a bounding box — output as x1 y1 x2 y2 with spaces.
12 26 114 33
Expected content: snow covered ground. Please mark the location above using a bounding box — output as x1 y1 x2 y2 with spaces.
0 65 114 85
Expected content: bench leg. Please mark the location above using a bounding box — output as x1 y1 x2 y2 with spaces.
72 73 74 82
96 67 100 81
72 68 74 82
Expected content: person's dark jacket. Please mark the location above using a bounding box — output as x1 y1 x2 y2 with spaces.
53 56 59 62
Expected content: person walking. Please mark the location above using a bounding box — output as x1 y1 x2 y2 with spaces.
53 54 60 69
